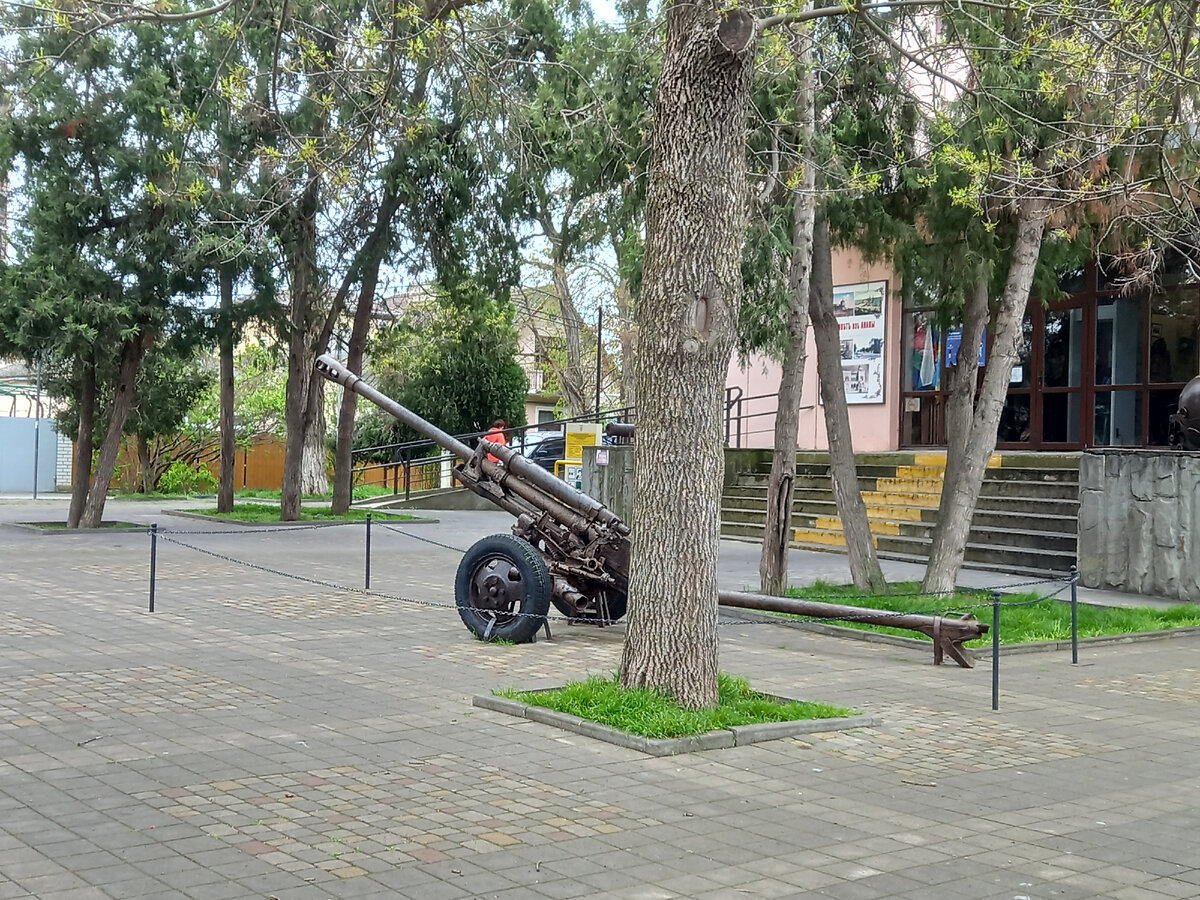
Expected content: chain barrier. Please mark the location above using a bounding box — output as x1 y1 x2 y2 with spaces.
378 523 467 554
153 530 1077 627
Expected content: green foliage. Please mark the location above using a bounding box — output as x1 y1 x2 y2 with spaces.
128 349 213 443
499 672 855 739
158 460 219 495
356 283 529 454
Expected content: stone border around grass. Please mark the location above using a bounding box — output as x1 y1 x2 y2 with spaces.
724 607 1200 657
473 694 877 757
6 521 148 535
161 509 438 526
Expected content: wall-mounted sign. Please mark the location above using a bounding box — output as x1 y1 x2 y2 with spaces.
833 281 887 405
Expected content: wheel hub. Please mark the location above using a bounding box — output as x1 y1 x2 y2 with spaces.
470 558 525 619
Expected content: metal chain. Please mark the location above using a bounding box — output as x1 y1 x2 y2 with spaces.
156 534 1077 626
378 523 467 554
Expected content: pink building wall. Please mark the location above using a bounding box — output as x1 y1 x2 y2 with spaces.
726 246 901 452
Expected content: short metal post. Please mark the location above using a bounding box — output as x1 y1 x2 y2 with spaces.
991 590 1000 711
365 513 372 591
149 524 158 612
1070 565 1079 665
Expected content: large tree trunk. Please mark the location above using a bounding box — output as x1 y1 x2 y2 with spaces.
550 261 590 417
618 0 757 709
759 28 816 597
281 177 321 521
301 381 328 495
809 210 887 592
331 259 381 513
80 340 144 528
217 263 236 513
331 180 402 514
137 436 154 493
923 200 1049 592
67 361 96 529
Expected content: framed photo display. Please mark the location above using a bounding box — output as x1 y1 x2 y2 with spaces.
832 281 887 405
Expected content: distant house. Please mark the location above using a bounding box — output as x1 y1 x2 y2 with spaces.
0 358 70 492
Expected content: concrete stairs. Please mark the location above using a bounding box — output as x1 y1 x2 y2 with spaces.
722 451 1080 575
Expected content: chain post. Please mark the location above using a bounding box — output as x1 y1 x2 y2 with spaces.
365 513 372 591
991 590 1000 711
1070 565 1079 665
149 523 158 612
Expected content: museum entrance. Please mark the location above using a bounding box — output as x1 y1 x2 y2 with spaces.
900 267 1200 449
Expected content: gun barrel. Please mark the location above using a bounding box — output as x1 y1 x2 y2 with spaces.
315 354 474 461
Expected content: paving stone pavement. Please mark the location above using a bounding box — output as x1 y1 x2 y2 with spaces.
2 497 1199 899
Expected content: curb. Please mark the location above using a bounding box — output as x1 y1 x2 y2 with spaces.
159 509 438 526
472 694 877 757
723 608 1200 656
4 521 149 535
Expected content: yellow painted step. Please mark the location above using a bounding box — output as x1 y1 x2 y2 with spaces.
875 477 945 493
792 528 879 548
862 490 941 508
864 504 926 522
913 451 1002 467
894 465 946 479
815 515 902 536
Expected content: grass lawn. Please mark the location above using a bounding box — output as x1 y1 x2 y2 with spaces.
783 580 1200 645
498 672 856 739
191 504 416 523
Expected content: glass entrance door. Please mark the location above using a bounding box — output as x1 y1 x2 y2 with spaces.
1037 304 1088 446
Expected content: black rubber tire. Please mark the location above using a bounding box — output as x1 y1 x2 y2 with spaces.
455 533 552 643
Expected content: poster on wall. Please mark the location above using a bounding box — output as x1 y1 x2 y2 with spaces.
833 281 887 404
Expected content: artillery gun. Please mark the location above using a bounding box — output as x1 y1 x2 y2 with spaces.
316 354 630 643
317 355 988 666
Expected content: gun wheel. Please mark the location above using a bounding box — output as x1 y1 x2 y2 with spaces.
456 534 551 643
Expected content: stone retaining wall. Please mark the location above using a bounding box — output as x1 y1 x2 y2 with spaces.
1078 449 1200 601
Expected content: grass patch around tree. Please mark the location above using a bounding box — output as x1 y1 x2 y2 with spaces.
20 521 143 530
497 672 857 739
782 580 1200 645
191 504 416 523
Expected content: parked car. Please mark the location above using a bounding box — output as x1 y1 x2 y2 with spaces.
524 435 566 471
522 433 617 472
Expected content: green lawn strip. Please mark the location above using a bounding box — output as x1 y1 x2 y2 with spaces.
781 580 1200 645
191 504 415 523
117 486 389 501
498 672 856 739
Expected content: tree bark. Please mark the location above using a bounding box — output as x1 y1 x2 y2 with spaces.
759 26 815 597
67 361 96 529
331 182 405 514
618 0 757 709
923 200 1049 593
550 261 590 417
80 340 144 528
809 210 887 592
331 259 382 513
137 436 154 493
301 381 328 495
280 175 321 521
217 262 236 512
